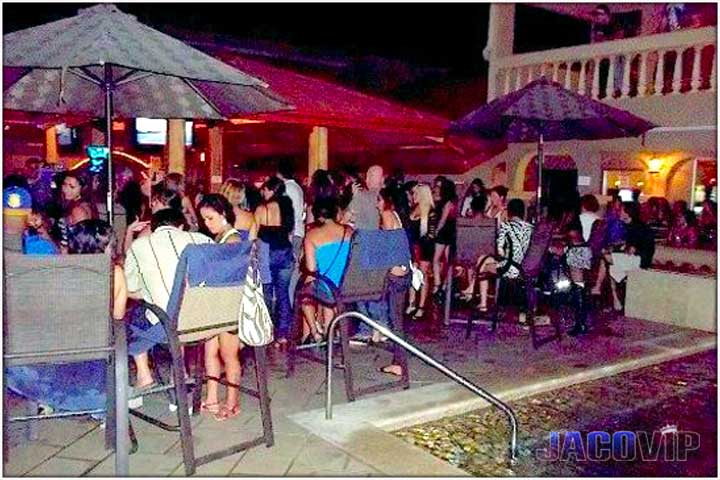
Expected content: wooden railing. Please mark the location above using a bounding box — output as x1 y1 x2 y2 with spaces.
490 26 716 101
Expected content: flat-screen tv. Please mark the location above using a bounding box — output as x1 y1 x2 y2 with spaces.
135 118 193 146
56 123 78 147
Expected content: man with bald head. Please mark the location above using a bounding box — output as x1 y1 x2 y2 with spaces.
349 164 384 229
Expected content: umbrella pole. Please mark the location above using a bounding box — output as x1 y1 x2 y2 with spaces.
535 133 543 222
104 63 114 225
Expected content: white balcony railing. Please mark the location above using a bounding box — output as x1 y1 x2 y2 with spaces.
490 26 716 101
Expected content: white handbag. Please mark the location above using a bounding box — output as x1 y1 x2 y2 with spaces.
410 262 424 291
237 242 274 346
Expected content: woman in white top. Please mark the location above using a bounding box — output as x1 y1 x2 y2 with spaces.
197 194 243 421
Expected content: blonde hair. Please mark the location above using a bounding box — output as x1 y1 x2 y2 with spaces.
413 183 434 237
219 178 247 210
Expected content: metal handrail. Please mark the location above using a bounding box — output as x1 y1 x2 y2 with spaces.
325 311 518 464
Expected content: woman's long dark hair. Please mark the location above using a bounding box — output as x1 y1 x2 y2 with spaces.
197 193 236 226
68 219 117 257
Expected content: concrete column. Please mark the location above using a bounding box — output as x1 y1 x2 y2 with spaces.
485 3 516 101
208 125 224 192
44 126 59 165
308 126 328 178
167 119 186 174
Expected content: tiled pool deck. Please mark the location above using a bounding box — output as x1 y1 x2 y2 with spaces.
4 314 715 476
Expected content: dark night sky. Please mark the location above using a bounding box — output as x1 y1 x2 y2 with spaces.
3 2 491 75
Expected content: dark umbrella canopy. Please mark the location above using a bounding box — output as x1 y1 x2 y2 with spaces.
450 77 656 141
449 77 657 217
3 3 292 229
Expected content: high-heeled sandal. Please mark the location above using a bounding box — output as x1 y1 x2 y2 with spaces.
412 308 425 319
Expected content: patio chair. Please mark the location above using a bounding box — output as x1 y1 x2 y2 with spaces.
288 229 412 402
133 241 273 476
3 252 130 475
469 219 561 349
443 217 497 333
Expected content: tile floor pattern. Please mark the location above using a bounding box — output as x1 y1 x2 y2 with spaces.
4 311 715 476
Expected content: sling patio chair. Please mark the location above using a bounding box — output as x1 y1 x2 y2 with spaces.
469 219 563 349
3 251 130 475
132 241 273 475
288 229 412 402
443 216 498 335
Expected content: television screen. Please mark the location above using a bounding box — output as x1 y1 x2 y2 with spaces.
56 123 77 146
135 118 193 146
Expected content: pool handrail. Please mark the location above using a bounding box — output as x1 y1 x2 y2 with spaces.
324 311 519 464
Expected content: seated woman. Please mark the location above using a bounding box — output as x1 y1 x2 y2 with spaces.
57 173 99 252
300 197 353 342
5 220 127 415
473 199 534 313
22 208 60 255
697 199 717 245
595 202 654 311
668 209 700 248
197 194 244 421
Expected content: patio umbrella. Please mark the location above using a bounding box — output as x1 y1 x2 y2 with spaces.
3 3 292 222
449 76 657 217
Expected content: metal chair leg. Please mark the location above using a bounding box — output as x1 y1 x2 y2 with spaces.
168 336 195 475
253 346 274 448
105 353 116 450
189 344 203 416
339 320 356 402
114 320 130 476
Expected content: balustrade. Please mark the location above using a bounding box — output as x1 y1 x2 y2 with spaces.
492 26 716 101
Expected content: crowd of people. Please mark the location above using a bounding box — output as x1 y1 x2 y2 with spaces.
3 156 717 418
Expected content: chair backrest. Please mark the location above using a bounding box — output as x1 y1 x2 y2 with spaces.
337 229 411 304
587 218 608 258
3 252 112 366
520 220 556 279
167 242 252 343
454 217 497 265
3 231 23 253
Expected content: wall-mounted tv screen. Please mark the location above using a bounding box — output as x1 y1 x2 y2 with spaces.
135 118 193 146
56 123 78 146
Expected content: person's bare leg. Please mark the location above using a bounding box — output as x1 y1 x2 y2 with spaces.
432 245 447 293
301 302 321 341
610 279 623 311
217 332 241 416
203 336 222 413
477 259 497 311
418 261 431 308
591 260 608 295
132 352 154 388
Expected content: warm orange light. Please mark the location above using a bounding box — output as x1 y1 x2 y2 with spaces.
229 118 265 125
112 121 125 131
70 150 150 170
648 158 664 174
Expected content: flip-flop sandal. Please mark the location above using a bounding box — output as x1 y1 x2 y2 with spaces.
378 365 403 377
213 404 241 422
